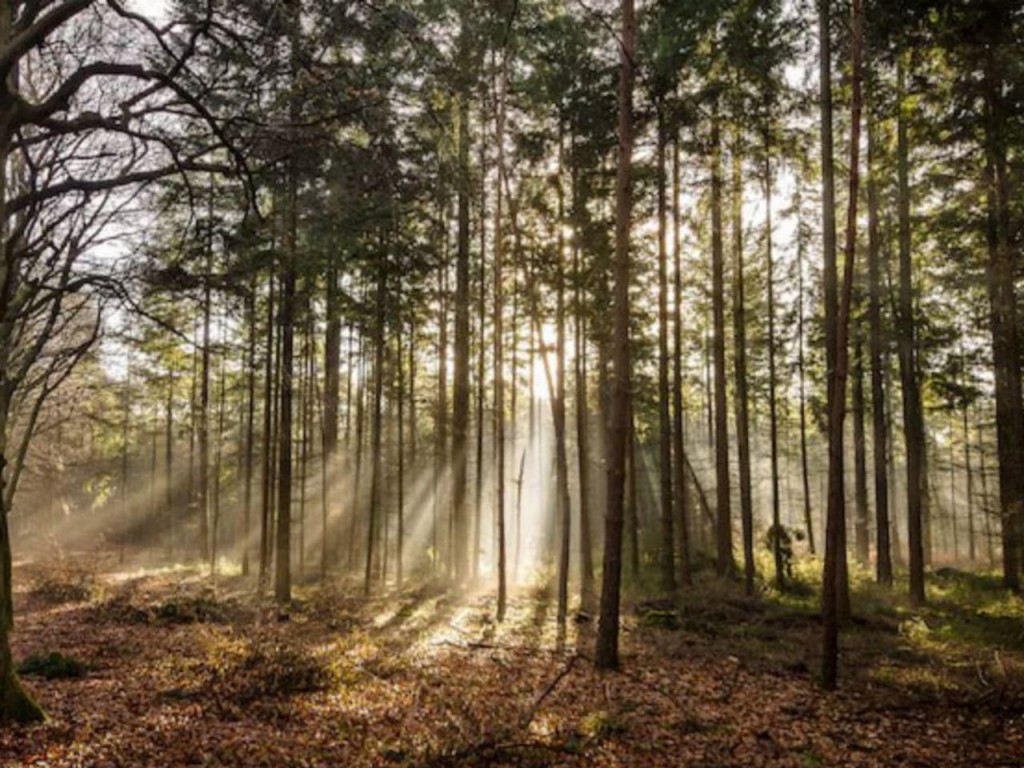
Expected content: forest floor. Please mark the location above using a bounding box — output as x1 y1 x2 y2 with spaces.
1 554 1023 767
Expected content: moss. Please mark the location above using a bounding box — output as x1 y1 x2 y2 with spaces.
0 670 46 724
639 609 681 630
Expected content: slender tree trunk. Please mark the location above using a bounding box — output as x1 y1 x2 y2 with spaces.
260 275 275 587
198 240 211 564
656 103 675 593
627 410 639 579
764 135 783 590
349 334 366 572
711 101 734 577
895 53 926 606
397 320 405 587
493 42 509 621
963 379 975 564
452 29 472 584
212 339 227 576
571 128 595 606
867 89 893 585
672 133 692 587
797 197 815 555
436 255 449 574
595 0 634 670
823 0 862 690
474 108 487 583
166 369 175 556
731 126 755 596
242 284 256 577
555 127 572 624
853 331 870 567
366 247 387 595
323 262 340 574
275 266 296 603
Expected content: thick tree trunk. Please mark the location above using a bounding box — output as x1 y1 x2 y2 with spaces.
595 0 634 670
982 39 1023 591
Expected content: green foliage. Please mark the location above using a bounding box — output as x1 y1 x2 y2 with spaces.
17 652 86 680
580 710 628 742
639 608 681 630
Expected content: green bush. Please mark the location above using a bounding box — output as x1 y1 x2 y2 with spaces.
17 652 86 680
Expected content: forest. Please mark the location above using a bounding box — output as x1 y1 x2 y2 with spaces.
0 0 1021 765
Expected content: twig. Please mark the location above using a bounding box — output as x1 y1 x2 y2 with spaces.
520 654 580 730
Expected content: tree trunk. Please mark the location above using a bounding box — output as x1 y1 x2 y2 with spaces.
867 87 893 585
452 28 472 584
982 35 1023 591
656 102 676 593
797 194 815 555
853 331 870 567
764 135 783 590
731 126 755 596
493 44 509 621
822 0 861 690
711 101 734 577
366 246 387 595
572 128 595 606
895 53 926 606
260 275 276 587
198 239 211 564
672 133 692 587
595 0 634 670
323 261 340 574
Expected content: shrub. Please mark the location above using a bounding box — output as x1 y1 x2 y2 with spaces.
17 652 86 680
205 635 339 702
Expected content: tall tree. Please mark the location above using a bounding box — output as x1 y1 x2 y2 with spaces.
596 0 634 670
823 0 863 690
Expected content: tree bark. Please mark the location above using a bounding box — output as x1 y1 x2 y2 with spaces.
731 126 755 596
867 87 892 585
656 102 676 593
711 100 734 577
895 53 926 606
672 133 692 587
595 0 634 670
822 0 861 690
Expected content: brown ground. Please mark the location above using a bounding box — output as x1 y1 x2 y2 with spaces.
1 557 1022 767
